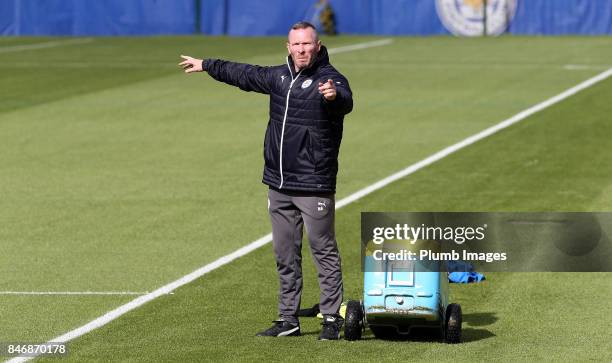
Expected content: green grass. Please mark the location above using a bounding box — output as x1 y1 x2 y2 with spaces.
1 36 611 361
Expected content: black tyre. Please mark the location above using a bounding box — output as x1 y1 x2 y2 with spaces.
344 300 363 341
444 303 462 344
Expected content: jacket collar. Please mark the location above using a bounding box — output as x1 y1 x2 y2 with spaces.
286 45 330 78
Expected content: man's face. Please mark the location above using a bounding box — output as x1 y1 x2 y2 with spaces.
287 28 321 72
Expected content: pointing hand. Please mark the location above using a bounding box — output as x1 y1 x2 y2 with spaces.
318 79 337 101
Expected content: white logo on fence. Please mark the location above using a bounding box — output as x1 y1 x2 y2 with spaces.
435 0 517 37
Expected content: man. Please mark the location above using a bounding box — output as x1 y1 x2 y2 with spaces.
179 21 352 340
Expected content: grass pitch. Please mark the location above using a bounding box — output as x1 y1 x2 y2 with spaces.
1 35 611 361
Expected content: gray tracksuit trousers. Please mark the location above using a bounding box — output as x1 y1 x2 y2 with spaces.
268 188 343 323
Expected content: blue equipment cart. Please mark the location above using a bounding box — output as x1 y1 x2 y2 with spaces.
344 244 462 342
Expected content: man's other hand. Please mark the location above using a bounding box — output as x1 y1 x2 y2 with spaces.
318 79 336 101
179 55 203 73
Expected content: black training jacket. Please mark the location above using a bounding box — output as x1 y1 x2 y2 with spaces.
203 46 353 193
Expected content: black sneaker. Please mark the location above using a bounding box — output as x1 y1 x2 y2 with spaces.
256 320 301 337
319 314 344 340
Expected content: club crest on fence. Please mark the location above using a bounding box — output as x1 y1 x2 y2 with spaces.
436 0 518 37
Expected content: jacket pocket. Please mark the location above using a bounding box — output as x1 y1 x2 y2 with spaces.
311 131 331 174
263 122 280 171
282 124 315 174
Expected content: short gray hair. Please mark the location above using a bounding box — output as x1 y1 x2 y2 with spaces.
289 21 319 41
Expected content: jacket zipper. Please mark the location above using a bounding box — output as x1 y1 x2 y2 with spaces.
279 60 303 189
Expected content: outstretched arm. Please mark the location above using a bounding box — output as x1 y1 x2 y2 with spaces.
178 55 272 94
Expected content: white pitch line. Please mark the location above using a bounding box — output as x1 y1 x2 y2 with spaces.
327 38 393 54
563 64 610 71
0 291 159 296
8 49 612 363
0 38 93 54
337 70 612 208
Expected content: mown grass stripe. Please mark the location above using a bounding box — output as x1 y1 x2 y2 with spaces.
0 38 93 53
0 291 156 296
8 60 611 363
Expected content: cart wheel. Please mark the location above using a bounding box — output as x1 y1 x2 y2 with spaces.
344 300 363 341
444 303 462 344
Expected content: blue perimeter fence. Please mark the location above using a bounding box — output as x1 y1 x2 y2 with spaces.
1 0 612 36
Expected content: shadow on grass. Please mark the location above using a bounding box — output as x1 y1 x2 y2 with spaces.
356 312 498 343
463 312 498 327
461 327 496 342
362 327 441 342
358 326 495 343
301 312 499 342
